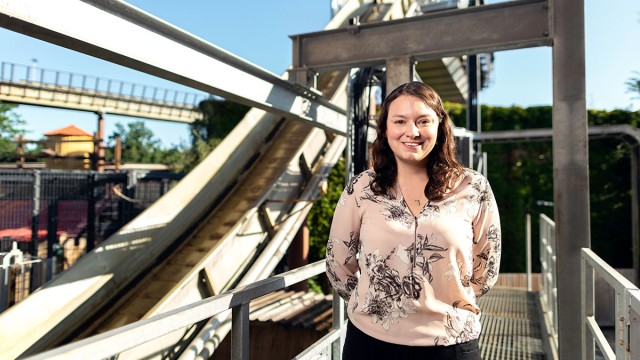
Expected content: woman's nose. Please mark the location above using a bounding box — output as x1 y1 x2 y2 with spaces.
406 122 420 137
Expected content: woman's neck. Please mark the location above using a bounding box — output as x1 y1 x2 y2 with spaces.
396 161 429 184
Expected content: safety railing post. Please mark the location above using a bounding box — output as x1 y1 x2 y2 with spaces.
628 290 640 360
331 292 344 359
616 288 627 357
526 213 532 291
231 302 250 360
581 253 595 360
30 171 40 258
0 265 8 312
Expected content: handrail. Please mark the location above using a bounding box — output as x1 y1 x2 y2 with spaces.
25 260 328 360
538 213 558 353
0 61 207 107
581 248 640 360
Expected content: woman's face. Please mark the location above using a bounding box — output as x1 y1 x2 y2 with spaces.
385 95 440 167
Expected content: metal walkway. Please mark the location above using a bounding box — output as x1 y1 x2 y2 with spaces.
0 62 206 122
478 287 547 360
245 285 550 360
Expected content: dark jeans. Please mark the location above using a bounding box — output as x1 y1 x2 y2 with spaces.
342 321 482 360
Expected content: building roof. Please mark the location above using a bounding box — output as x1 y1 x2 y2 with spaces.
44 125 92 137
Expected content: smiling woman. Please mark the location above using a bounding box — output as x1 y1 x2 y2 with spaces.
326 82 502 360
385 95 439 167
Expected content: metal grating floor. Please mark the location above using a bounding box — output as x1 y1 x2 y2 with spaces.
478 286 547 360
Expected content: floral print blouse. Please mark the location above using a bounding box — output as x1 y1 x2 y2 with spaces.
326 168 501 346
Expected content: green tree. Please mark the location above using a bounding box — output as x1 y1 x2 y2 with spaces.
307 157 345 293
0 102 26 162
194 99 249 142
447 104 638 271
108 121 168 164
172 98 249 173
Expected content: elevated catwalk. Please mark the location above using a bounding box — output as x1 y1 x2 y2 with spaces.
479 287 547 360
0 62 205 123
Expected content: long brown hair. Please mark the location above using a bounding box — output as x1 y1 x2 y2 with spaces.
370 82 462 201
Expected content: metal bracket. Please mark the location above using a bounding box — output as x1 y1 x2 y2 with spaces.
298 154 312 182
288 68 320 90
257 204 276 238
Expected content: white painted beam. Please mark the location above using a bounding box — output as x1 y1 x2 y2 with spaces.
0 0 347 134
291 0 550 71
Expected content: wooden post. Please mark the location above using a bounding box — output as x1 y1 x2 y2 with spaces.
115 135 122 170
16 135 24 169
288 219 309 292
96 111 105 172
91 132 99 171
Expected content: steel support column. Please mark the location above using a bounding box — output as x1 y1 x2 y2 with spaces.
290 0 550 71
551 0 590 357
386 56 414 96
466 54 480 132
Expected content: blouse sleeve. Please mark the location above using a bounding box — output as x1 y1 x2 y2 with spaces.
325 177 362 302
470 175 502 298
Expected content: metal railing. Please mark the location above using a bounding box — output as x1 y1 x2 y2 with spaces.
25 260 344 360
0 61 207 107
0 243 48 312
581 248 640 360
539 213 558 350
539 213 640 360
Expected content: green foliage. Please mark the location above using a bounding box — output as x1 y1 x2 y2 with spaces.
307 158 345 293
194 99 249 142
171 98 249 173
169 135 221 174
0 102 26 162
103 99 248 173
447 105 638 271
108 121 165 164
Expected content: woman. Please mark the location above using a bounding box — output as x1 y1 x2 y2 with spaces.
326 82 501 359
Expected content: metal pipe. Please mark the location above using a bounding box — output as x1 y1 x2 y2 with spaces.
231 304 249 360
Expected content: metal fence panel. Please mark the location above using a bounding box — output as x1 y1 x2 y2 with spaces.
0 169 182 310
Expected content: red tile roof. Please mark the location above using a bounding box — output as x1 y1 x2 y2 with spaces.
44 125 92 137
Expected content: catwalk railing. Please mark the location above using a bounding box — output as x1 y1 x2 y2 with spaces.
0 62 206 122
539 214 640 360
539 213 558 353
23 260 342 360
22 213 640 359
0 62 206 107
581 248 640 360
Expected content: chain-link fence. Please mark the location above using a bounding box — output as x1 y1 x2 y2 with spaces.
0 169 183 311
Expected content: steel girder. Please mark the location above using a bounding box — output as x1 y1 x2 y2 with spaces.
0 0 347 135
290 0 551 71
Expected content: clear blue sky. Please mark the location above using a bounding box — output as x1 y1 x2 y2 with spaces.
0 0 638 148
